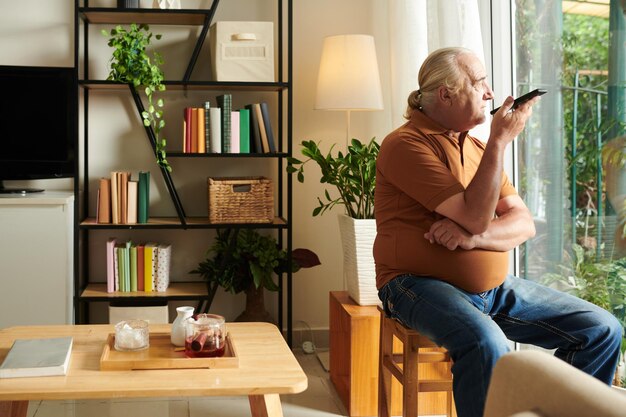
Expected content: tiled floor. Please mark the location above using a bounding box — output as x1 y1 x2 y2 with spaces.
24 349 349 417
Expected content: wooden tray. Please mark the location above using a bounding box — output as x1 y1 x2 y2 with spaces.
100 332 238 371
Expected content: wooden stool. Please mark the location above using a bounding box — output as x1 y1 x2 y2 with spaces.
378 307 454 417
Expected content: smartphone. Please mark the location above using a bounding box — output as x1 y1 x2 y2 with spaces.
490 88 547 115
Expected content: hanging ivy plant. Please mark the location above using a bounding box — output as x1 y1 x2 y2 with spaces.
102 23 170 171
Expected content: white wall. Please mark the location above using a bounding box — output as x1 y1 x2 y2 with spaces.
0 0 395 334
292 0 394 330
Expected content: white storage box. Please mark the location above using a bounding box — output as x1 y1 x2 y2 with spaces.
209 21 275 82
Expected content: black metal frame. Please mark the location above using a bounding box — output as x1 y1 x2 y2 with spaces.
74 0 294 345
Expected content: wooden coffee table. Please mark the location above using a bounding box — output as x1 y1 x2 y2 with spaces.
0 322 307 417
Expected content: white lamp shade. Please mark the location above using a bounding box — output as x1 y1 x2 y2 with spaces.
315 34 384 111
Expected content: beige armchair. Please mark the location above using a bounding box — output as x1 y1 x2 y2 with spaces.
484 350 626 417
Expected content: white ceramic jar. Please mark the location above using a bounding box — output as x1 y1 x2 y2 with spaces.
171 306 194 346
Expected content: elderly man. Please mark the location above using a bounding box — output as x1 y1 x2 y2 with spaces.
374 46 622 417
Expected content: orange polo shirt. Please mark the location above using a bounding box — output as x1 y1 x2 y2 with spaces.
373 110 517 293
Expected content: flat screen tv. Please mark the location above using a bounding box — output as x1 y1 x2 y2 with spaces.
0 65 77 194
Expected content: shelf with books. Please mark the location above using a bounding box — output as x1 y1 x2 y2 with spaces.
75 0 295 345
81 282 208 301
80 216 289 229
79 80 290 92
78 7 215 26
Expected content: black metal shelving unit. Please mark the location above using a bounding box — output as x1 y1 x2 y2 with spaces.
74 0 294 345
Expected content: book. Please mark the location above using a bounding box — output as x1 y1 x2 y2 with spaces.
190 107 198 153
217 94 232 153
97 178 111 224
127 180 138 224
137 244 145 292
197 107 206 153
239 108 250 154
106 237 117 293
114 242 120 291
123 241 131 292
129 244 138 292
111 171 119 224
0 337 73 379
138 171 150 224
260 102 277 153
116 246 125 292
120 171 130 224
204 101 211 153
184 107 192 153
209 107 222 153
155 243 172 292
230 111 240 153
246 104 262 153
144 242 158 293
254 103 270 152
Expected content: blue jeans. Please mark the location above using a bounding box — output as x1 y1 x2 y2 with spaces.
378 274 623 417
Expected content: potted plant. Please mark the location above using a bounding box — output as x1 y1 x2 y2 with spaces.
287 137 380 305
102 23 170 171
191 228 320 322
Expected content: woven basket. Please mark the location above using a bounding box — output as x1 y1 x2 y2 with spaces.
208 177 274 223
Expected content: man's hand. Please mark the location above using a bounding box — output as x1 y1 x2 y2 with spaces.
424 218 476 251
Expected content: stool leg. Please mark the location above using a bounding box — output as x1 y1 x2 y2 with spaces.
403 334 418 417
378 317 393 417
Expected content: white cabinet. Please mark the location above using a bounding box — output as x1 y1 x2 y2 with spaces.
0 192 73 327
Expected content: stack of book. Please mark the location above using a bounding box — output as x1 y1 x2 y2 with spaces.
97 171 150 224
182 96 276 154
106 238 171 293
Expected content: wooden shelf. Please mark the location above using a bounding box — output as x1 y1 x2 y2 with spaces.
166 151 289 158
81 282 207 300
79 8 213 26
79 80 289 91
79 217 288 229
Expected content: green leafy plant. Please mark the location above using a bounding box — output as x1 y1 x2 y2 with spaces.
102 23 170 171
191 229 321 295
542 243 626 354
287 137 379 219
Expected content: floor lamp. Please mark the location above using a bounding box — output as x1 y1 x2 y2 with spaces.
315 34 384 148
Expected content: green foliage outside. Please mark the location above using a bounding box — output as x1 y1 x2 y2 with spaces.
562 13 611 221
543 243 626 356
102 23 170 171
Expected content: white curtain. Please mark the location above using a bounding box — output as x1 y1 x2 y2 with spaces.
387 0 489 139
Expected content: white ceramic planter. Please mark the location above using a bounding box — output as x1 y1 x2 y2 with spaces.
337 213 380 306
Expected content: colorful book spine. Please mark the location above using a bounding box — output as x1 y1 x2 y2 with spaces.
190 108 198 153
111 171 119 224
127 180 138 224
97 178 111 224
245 104 262 153
254 103 270 153
260 102 277 153
217 94 232 153
230 111 240 153
209 107 222 153
138 171 150 224
204 101 211 153
129 245 138 292
106 238 116 293
116 245 125 292
137 244 145 292
155 244 172 292
197 107 206 153
184 107 192 153
144 243 157 293
239 108 250 154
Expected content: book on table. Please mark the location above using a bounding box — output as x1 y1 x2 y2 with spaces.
0 337 73 378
